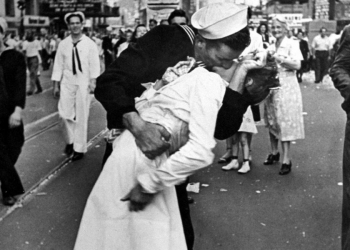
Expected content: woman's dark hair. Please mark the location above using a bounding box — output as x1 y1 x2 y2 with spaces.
319 27 327 33
168 9 188 25
257 23 268 34
149 19 157 25
297 30 304 36
204 26 251 51
26 32 34 42
130 24 146 43
0 26 3 34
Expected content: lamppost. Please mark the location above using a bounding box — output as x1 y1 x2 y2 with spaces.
17 0 26 37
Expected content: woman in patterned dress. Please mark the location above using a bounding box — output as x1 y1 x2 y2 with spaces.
263 17 305 175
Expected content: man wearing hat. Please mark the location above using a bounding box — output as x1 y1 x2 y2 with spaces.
52 12 100 161
0 17 26 206
95 3 266 249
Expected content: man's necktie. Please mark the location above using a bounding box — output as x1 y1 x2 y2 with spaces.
72 40 82 75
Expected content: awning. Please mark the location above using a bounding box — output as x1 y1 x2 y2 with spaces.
147 0 179 11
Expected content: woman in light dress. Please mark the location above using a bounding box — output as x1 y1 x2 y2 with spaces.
263 17 305 175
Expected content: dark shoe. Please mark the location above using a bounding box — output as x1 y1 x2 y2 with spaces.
64 144 74 156
72 151 84 161
188 196 195 204
263 152 280 165
35 89 43 94
279 161 292 175
27 91 33 96
3 196 17 206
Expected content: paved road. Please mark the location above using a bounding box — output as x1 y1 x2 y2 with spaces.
0 71 345 250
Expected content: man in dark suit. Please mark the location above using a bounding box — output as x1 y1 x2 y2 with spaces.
330 24 350 250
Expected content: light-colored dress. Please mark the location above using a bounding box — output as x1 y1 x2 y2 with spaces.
264 37 305 141
238 106 257 134
74 67 227 250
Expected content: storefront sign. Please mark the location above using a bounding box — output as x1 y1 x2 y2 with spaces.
40 2 101 16
23 16 50 27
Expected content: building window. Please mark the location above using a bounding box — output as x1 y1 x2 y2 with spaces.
6 0 15 17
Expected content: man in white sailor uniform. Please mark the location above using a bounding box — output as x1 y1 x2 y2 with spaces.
52 12 100 161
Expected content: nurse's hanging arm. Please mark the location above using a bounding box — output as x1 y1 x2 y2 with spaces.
121 183 154 212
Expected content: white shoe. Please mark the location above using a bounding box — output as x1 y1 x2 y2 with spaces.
238 161 250 174
222 159 239 171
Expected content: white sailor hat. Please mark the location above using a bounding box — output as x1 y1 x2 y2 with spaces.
64 11 85 25
191 3 248 40
0 17 8 34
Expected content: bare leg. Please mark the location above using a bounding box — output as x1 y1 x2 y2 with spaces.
238 132 251 173
247 133 253 161
269 132 279 154
231 133 240 158
281 141 291 164
219 137 233 159
222 133 240 171
240 133 250 161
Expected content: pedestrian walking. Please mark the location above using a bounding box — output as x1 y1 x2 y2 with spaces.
40 35 50 70
51 11 100 161
257 23 270 49
22 32 43 95
0 18 26 206
49 34 57 63
330 24 350 250
116 29 132 57
263 17 305 175
312 27 331 83
220 105 257 173
149 18 158 30
130 24 148 43
93 3 271 249
168 9 189 25
296 30 310 83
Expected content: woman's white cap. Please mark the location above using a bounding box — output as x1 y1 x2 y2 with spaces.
191 3 248 40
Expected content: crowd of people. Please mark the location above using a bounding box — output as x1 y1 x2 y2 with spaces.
2 2 350 249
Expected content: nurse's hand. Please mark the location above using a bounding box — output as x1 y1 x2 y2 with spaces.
89 79 96 94
121 184 155 212
123 112 171 159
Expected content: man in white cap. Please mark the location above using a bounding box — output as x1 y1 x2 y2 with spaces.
52 12 100 161
95 3 265 249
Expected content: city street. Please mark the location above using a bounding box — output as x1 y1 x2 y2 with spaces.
0 68 345 250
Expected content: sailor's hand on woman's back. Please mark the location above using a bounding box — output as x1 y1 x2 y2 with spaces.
123 112 171 159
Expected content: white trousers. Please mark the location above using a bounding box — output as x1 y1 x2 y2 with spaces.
58 83 91 153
